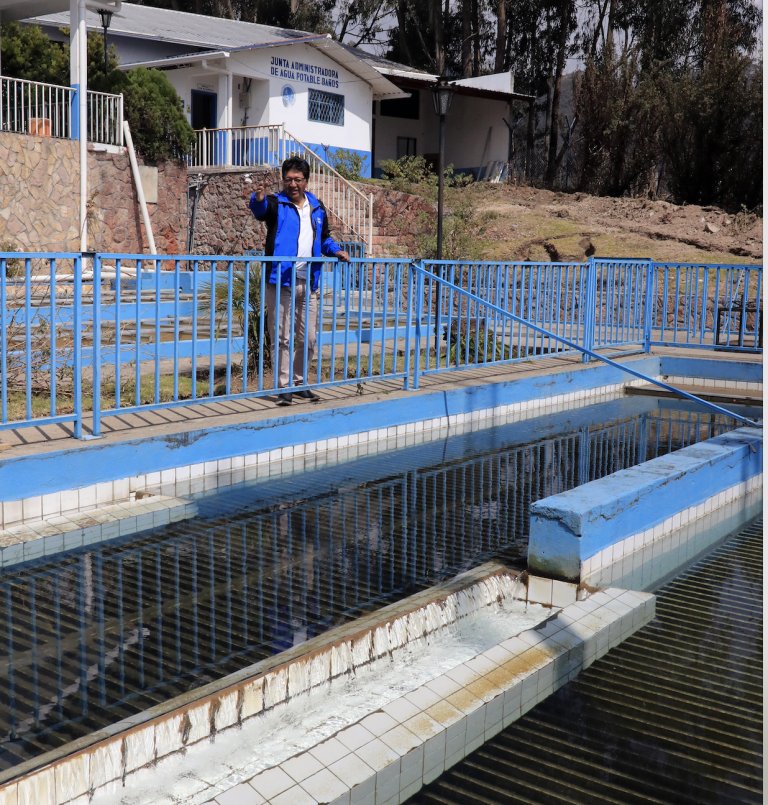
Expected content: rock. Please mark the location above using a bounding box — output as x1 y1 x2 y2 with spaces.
704 222 720 234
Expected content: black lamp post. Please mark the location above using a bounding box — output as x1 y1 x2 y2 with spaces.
431 76 454 260
431 77 454 361
97 9 113 76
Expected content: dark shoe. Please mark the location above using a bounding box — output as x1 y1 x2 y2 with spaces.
295 389 320 401
276 393 292 407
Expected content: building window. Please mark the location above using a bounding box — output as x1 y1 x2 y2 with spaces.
397 137 417 159
308 90 345 126
380 91 419 120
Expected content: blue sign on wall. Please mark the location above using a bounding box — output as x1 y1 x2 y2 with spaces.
282 85 296 107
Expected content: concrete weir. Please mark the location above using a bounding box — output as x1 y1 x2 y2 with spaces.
527 426 763 582
0 564 654 805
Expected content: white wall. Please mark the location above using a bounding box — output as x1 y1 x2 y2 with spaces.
373 90 510 176
165 44 372 155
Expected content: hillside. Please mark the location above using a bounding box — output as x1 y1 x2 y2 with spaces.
471 184 763 264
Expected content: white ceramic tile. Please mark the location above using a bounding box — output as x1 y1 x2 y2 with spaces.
309 738 350 767
217 783 266 805
282 753 325 784
250 767 295 800
301 769 349 805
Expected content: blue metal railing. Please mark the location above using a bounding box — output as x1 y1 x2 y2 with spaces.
0 252 761 438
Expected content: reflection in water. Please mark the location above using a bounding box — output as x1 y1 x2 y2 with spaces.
0 404 738 770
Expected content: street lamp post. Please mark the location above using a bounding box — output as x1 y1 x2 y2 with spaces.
431 77 454 361
97 9 113 76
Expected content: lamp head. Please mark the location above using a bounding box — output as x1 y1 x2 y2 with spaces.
431 76 455 116
98 9 114 29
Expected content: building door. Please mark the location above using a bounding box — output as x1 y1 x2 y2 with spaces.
191 90 217 129
191 89 220 165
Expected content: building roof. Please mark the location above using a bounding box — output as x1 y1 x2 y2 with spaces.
27 3 321 50
26 2 406 100
339 45 437 83
0 0 70 23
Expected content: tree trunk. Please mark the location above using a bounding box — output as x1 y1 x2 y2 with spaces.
396 0 414 65
433 0 445 73
605 0 616 56
471 0 480 75
494 0 506 73
462 0 472 76
545 0 571 184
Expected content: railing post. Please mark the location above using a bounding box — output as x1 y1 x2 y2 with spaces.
643 259 654 353
73 255 83 439
403 262 414 390
582 256 596 363
92 254 102 436
413 262 425 389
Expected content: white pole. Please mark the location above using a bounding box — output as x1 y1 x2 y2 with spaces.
78 0 87 251
123 120 157 255
226 71 233 167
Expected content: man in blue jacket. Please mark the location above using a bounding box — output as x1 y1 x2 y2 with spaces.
249 157 350 406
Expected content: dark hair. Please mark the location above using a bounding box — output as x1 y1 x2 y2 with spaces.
282 157 310 180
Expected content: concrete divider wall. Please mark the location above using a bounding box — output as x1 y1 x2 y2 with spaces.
659 355 762 384
527 426 763 582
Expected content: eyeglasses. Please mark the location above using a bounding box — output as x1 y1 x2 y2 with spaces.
283 177 307 185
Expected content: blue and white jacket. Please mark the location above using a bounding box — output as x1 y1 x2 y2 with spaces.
249 190 342 291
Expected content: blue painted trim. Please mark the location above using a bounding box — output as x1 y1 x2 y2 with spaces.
70 84 79 139
527 425 763 581
659 355 763 384
0 356 661 501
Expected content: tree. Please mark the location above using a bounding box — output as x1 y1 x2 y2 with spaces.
0 21 117 85
661 51 762 209
92 68 195 161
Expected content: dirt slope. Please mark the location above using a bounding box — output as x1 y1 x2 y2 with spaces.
473 185 762 264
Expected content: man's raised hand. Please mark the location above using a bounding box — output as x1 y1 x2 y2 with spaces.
253 179 270 203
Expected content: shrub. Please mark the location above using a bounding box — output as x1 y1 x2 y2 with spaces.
330 149 368 181
380 155 473 196
0 239 23 277
92 68 195 162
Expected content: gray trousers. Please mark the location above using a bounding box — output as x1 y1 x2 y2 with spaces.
266 280 319 389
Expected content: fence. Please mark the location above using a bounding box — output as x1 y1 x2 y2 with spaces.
0 76 123 146
0 253 761 438
188 124 374 251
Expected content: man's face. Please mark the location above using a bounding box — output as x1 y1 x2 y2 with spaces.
283 169 307 203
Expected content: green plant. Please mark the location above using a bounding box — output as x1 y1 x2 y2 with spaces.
92 68 195 162
412 188 497 260
200 263 272 377
0 22 117 85
445 319 513 365
0 239 23 277
380 156 473 197
330 149 368 181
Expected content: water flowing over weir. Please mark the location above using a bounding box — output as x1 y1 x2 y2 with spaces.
0 398 747 773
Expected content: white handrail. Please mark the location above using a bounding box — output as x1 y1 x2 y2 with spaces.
0 76 123 146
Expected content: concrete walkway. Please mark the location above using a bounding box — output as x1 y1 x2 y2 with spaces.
0 348 654 460
4 345 752 462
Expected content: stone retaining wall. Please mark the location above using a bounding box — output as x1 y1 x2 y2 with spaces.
189 167 437 257
0 132 186 254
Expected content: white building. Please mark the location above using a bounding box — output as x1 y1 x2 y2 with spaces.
25 3 534 179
